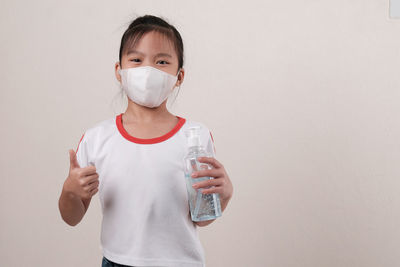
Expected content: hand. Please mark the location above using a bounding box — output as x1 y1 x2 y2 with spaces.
191 157 233 202
63 149 99 200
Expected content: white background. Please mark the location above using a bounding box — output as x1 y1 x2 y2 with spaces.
1 0 400 266
391 0 400 17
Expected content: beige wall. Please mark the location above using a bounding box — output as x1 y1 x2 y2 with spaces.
1 0 400 266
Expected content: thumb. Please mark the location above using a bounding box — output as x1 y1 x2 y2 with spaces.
69 149 80 169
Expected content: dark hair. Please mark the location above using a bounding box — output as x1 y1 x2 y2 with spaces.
119 15 184 71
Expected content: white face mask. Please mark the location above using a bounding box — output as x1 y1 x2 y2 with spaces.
118 66 180 108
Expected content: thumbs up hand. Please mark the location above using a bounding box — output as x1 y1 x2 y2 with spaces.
63 149 99 200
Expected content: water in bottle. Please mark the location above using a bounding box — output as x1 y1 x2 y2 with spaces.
183 126 222 222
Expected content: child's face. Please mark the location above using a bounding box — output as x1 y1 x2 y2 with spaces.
115 31 183 82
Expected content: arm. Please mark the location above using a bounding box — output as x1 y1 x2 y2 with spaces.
58 184 90 226
58 149 97 226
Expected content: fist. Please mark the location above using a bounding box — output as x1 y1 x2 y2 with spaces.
63 149 99 199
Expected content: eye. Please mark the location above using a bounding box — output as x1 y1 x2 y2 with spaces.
157 60 169 65
130 58 141 62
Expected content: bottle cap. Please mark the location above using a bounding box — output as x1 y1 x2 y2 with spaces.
186 126 201 147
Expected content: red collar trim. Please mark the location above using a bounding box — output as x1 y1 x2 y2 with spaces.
116 113 186 144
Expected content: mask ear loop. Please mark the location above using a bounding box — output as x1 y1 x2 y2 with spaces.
168 68 181 109
118 68 123 90
176 68 181 87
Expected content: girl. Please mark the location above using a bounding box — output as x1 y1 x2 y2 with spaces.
58 15 233 267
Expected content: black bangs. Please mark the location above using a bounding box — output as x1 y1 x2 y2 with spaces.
121 26 176 56
118 16 184 69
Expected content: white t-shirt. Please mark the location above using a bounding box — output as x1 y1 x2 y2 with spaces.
75 113 216 267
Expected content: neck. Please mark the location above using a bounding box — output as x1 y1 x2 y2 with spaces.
123 99 173 124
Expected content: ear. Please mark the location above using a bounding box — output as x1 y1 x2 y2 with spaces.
176 67 185 87
115 62 121 83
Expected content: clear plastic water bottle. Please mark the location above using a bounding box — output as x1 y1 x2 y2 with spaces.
183 126 222 222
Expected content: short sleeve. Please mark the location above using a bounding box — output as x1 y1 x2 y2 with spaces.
75 132 89 168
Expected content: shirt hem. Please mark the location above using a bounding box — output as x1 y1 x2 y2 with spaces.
102 247 205 267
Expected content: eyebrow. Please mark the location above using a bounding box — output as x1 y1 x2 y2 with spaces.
126 50 172 58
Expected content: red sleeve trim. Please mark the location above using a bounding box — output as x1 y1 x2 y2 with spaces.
209 131 214 143
209 131 216 154
76 133 85 153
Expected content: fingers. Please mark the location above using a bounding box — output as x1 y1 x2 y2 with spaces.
191 168 221 179
69 149 80 170
83 185 99 198
84 179 99 191
80 165 97 176
82 173 99 186
199 186 224 195
197 156 223 169
192 177 224 189
89 188 99 196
